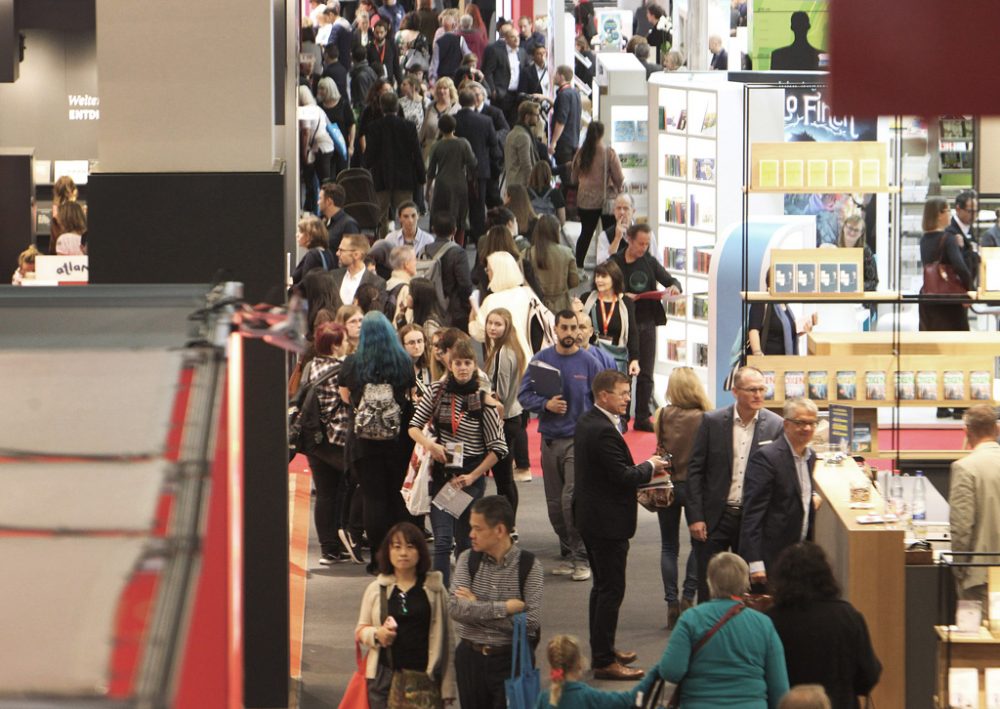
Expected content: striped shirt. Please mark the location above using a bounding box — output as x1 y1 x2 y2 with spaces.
409 380 508 461
448 544 543 644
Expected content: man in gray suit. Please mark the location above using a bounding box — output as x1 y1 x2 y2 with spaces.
686 366 785 602
950 404 1000 619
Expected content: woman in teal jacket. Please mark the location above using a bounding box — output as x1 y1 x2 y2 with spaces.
656 552 789 708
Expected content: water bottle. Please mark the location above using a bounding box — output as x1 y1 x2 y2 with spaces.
888 473 905 516
912 471 927 521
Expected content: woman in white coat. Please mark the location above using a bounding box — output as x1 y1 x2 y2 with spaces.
469 249 553 364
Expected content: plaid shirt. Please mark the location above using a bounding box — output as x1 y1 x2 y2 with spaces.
305 355 350 446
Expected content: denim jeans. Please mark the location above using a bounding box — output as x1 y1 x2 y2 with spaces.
655 481 698 603
429 472 486 589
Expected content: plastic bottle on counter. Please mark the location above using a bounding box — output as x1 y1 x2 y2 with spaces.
889 472 905 516
912 471 927 521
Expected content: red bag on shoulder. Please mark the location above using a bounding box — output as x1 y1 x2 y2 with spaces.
338 642 370 709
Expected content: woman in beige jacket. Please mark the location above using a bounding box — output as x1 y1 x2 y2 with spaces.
570 120 624 269
355 522 456 707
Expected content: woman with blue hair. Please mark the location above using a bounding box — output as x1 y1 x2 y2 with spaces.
339 311 418 574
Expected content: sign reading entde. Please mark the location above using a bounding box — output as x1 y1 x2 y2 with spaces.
68 93 100 121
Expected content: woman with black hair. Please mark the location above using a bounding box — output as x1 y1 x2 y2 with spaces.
645 3 672 64
766 542 882 709
354 79 393 166
407 277 447 340
426 113 477 244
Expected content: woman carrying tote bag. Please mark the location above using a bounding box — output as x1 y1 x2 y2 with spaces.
570 121 625 269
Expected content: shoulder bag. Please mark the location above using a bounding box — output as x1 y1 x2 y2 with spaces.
400 383 448 517
379 586 442 709
923 233 968 295
643 602 745 709
504 612 541 709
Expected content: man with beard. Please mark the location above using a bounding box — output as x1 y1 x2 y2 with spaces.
518 311 605 583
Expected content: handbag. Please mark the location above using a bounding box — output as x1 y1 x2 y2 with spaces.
400 383 448 516
504 613 540 709
637 483 675 512
665 602 745 709
923 233 968 295
595 338 629 373
327 120 349 161
337 642 370 709
388 669 442 709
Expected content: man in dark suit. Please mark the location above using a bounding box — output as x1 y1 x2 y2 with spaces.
301 233 386 328
363 92 426 235
574 370 669 680
482 27 528 125
709 35 728 70
740 397 820 591
686 366 785 602
318 182 360 255
471 82 509 209
321 44 350 101
517 44 550 104
454 88 499 244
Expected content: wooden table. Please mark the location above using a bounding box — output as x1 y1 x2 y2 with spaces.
933 625 1000 708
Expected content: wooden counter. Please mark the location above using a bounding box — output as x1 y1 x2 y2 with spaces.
807 331 1000 357
933 626 1000 708
814 460 906 709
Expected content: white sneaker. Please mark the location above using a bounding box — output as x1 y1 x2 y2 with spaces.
514 468 533 482
571 565 592 582
551 561 575 576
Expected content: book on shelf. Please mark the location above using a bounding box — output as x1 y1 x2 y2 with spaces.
985 667 1000 709
836 371 857 400
664 154 686 178
636 121 648 142
693 246 713 274
620 152 648 169
940 117 971 139
759 159 779 189
943 370 965 400
819 263 839 293
831 159 853 188
664 198 687 225
940 151 962 170
808 371 828 400
666 339 686 362
664 246 687 271
807 159 829 189
676 109 687 131
894 371 915 400
796 263 816 293
783 160 804 189
762 371 776 401
773 263 795 293
694 343 709 367
688 196 715 228
658 107 666 131
784 371 805 399
838 263 860 292
852 423 872 453
947 668 979 709
627 181 647 196
865 371 886 401
691 294 709 320
665 298 687 317
700 112 717 131
693 158 715 182
613 120 636 142
970 370 991 400
915 370 938 400
859 159 880 188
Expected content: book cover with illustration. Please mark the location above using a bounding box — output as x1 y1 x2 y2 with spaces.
839 262 860 292
852 424 872 453
784 370 805 399
613 120 636 142
636 121 648 142
819 263 839 293
894 371 915 400
762 371 776 401
693 158 715 182
772 263 795 293
836 371 857 400
865 371 886 401
808 371 828 400
796 263 816 293
943 370 965 400
916 370 938 400
969 370 991 400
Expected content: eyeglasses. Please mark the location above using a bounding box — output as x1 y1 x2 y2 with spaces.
738 386 767 394
785 418 818 428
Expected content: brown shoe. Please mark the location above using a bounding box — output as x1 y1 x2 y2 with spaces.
593 662 645 680
681 597 695 613
614 649 638 666
667 601 680 629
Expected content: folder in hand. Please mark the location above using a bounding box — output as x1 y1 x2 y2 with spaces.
528 361 563 399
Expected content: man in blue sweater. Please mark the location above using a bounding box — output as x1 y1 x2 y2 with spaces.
519 310 607 582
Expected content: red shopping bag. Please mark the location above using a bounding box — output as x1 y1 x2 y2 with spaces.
338 642 369 709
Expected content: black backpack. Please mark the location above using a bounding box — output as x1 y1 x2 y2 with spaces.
288 363 341 462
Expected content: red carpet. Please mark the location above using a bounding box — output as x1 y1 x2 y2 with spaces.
524 418 657 476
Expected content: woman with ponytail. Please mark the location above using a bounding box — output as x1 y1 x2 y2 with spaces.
536 635 657 707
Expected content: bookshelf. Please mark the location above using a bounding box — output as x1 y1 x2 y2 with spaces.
648 74 743 386
596 53 649 226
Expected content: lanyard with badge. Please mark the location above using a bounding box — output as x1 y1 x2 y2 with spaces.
445 398 465 468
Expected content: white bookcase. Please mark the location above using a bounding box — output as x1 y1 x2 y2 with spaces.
647 74 745 388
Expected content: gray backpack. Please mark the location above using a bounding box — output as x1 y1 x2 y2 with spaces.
414 240 459 315
354 382 402 440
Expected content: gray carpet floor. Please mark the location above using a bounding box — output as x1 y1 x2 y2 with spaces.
298 473 695 708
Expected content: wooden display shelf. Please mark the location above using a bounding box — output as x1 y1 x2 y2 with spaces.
814 461 906 708
933 625 1000 709
877 450 965 462
744 291 900 303
749 141 892 193
808 331 1000 357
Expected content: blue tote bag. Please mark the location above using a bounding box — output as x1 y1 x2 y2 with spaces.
504 613 540 709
